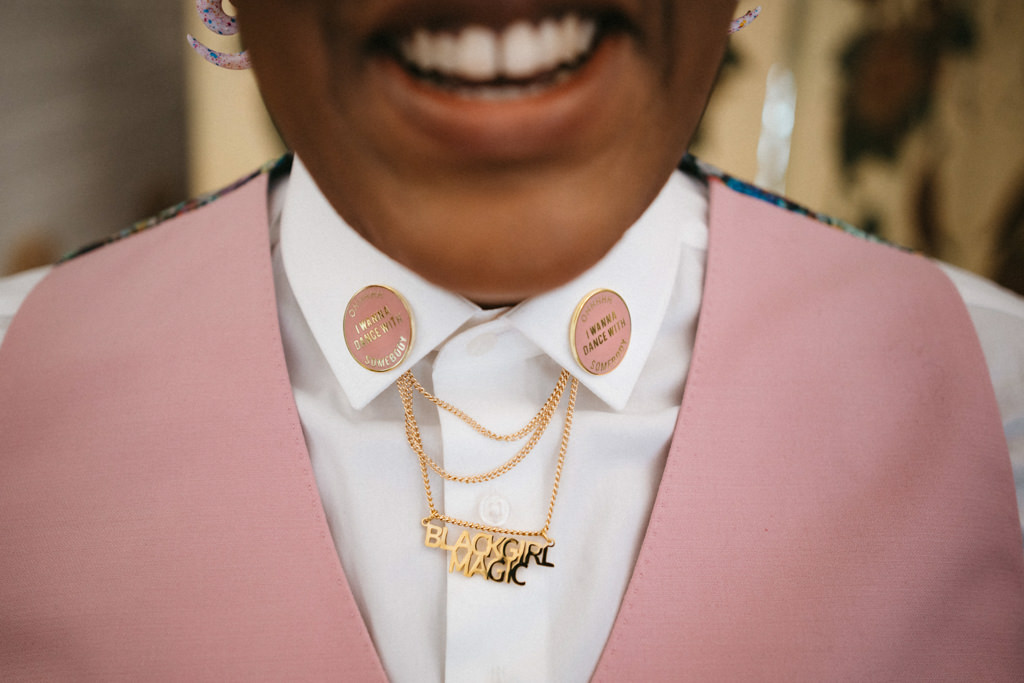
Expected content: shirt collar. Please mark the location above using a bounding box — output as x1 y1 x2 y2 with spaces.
281 158 478 409
280 156 706 411
505 171 704 409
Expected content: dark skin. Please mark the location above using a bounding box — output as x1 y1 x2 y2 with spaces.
236 0 738 305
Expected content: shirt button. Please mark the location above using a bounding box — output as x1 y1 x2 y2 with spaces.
479 493 510 526
466 332 497 356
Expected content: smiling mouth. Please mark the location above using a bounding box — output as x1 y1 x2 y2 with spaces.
377 12 628 100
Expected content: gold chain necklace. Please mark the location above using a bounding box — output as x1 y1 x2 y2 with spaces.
401 370 569 442
397 371 579 586
397 370 570 483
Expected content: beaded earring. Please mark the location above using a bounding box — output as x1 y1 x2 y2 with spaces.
729 6 763 35
186 0 252 70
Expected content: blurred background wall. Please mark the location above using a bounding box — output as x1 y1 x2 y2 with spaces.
1 1 188 275
695 0 1024 293
0 0 281 275
2 0 1022 293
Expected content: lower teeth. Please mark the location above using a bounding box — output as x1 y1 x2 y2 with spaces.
450 69 575 100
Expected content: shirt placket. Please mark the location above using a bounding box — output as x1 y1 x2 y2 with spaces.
432 317 555 683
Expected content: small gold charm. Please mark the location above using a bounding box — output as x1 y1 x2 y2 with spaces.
423 521 554 586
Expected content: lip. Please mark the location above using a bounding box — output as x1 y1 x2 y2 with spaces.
362 1 641 161
367 0 635 36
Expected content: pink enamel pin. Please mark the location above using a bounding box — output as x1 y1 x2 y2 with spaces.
570 289 631 375
343 285 415 373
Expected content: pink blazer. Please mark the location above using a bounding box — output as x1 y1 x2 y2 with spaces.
1 168 1022 680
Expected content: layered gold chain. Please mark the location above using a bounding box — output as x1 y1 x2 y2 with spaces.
397 370 579 542
400 370 570 442
396 369 570 484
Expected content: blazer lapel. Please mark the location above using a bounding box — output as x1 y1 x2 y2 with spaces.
591 178 1024 681
0 172 388 680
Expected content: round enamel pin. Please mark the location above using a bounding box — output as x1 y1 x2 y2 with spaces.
570 289 631 375
343 285 414 372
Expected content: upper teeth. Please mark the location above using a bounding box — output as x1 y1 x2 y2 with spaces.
399 14 598 82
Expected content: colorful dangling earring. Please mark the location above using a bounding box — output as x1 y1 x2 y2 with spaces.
729 6 763 35
186 0 252 70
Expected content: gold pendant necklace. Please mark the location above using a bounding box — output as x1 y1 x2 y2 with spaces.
397 371 579 586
